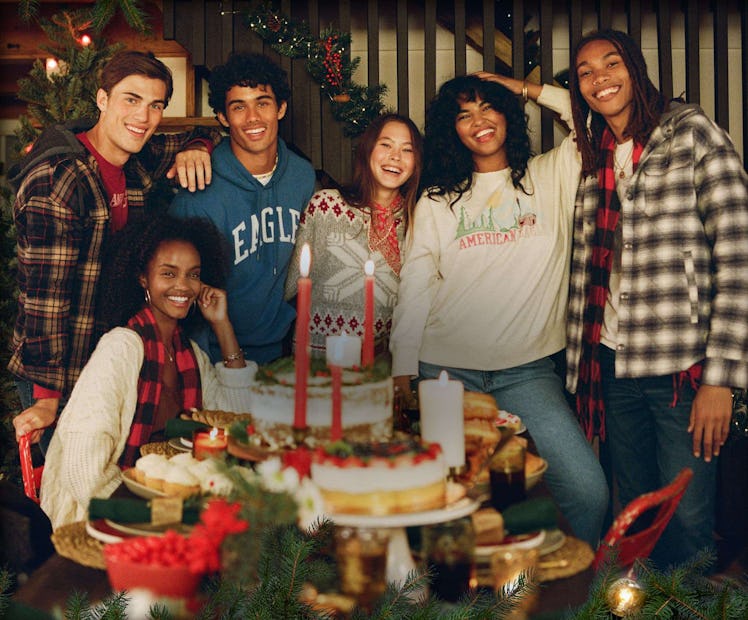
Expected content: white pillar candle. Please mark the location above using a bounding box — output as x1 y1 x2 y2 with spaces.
325 332 362 368
418 370 465 468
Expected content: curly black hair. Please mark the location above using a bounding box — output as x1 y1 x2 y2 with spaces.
98 214 231 330
208 52 291 116
422 75 532 205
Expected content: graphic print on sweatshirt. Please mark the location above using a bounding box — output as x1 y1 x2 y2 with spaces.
455 185 537 250
231 205 301 265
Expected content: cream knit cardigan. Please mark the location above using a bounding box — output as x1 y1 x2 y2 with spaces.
40 327 255 529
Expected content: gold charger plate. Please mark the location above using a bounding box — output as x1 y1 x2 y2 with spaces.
52 521 106 569
536 535 594 582
139 441 183 458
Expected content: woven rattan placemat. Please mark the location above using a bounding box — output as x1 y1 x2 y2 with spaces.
536 536 594 582
51 521 106 569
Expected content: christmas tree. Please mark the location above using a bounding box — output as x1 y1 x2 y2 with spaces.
13 9 123 155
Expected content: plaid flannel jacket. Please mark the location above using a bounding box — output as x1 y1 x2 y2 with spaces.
8 121 220 396
567 103 748 393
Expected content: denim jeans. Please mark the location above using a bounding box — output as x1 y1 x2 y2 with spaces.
15 379 59 457
599 345 717 569
419 357 609 549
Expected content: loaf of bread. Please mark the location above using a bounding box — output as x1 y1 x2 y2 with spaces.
463 391 499 420
471 507 505 545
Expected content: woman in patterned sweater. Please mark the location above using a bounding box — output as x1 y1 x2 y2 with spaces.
285 113 422 358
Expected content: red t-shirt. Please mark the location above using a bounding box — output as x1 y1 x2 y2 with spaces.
77 132 128 232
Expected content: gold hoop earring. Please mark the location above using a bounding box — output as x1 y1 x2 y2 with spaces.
145 289 152 305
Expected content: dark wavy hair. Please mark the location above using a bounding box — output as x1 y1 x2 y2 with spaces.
208 52 291 117
569 29 665 176
339 113 423 232
100 51 174 106
98 215 231 330
422 75 532 204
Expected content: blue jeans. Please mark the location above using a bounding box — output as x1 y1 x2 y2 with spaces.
599 345 717 568
15 379 59 457
419 357 609 548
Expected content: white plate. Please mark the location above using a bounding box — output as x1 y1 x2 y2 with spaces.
495 411 526 434
166 437 192 452
475 528 566 559
328 495 481 528
121 469 167 499
104 518 192 537
539 528 566 555
475 530 546 558
86 519 125 544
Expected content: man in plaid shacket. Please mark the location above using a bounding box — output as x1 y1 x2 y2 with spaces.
9 51 219 451
566 30 748 568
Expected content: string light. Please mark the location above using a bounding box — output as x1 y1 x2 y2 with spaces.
80 33 92 46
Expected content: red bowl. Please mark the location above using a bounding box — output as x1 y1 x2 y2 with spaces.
105 555 201 599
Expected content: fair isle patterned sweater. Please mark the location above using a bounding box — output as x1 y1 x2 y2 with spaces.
284 189 405 358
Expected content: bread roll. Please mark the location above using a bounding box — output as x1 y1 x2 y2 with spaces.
463 392 499 420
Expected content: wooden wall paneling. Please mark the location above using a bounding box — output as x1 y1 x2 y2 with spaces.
305 0 324 173
655 0 673 103
367 0 380 87
627 0 642 48
569 0 583 63
511 0 524 80
232 0 261 54
482 0 495 73
202 1 224 69
173 1 203 64
712 0 729 130
539 0 554 153
683 0 699 104
163 0 175 39
337 0 353 184
276 0 294 148
454 0 467 77
742 0 748 168
396 0 409 115
317 1 345 183
424 0 437 107
598 0 612 31
287 1 314 166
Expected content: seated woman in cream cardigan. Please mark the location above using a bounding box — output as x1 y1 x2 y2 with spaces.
41 215 255 528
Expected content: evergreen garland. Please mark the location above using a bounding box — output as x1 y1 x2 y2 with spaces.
18 0 150 36
14 10 123 154
246 1 387 137
2 542 746 618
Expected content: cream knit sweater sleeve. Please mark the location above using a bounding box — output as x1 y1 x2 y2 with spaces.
41 327 256 528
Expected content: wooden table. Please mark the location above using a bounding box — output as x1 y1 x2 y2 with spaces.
12 435 595 616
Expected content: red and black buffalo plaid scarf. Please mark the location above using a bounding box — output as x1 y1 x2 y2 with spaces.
119 306 202 467
576 127 643 441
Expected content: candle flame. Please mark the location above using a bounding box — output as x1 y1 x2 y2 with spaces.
438 370 449 385
300 243 311 277
364 259 375 276
210 427 219 440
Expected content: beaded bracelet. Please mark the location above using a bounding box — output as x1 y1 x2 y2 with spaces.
223 351 243 365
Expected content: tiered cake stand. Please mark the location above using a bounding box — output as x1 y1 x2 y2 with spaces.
329 495 480 586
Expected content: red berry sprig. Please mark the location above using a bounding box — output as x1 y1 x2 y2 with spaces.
323 36 343 89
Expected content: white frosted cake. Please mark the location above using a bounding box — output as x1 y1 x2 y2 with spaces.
311 439 447 515
249 357 393 444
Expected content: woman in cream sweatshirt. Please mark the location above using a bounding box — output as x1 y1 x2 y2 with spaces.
390 74 608 548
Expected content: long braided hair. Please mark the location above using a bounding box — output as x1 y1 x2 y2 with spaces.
569 29 665 177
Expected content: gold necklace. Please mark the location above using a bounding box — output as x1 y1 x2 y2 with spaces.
613 141 634 179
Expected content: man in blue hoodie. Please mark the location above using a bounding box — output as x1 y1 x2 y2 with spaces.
170 53 316 365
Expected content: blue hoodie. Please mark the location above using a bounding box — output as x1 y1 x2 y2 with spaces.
170 138 315 364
